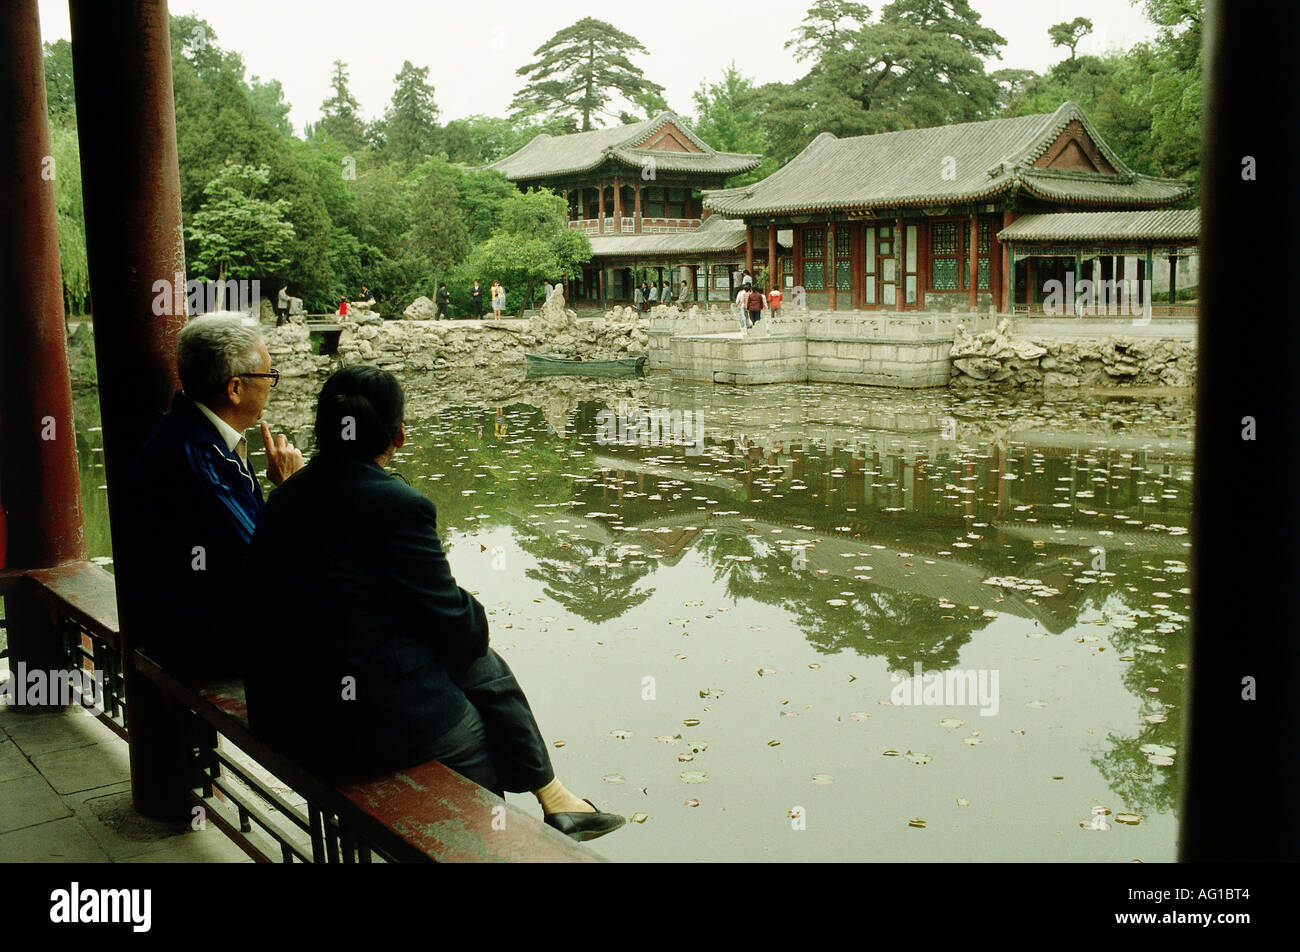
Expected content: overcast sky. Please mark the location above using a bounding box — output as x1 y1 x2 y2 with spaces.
36 0 1160 135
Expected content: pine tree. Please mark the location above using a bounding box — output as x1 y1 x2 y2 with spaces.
318 60 366 150
373 61 441 168
510 17 666 131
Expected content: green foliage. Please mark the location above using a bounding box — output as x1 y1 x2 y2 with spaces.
691 64 780 186
187 163 295 284
317 60 367 150
466 191 591 316
42 39 76 124
248 77 294 136
511 17 667 131
371 61 441 169
49 123 90 315
785 1 873 62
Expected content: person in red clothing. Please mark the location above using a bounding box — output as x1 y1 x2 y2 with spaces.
338 297 348 317
768 285 783 317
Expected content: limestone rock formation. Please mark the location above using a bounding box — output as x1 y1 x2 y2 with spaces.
403 296 437 321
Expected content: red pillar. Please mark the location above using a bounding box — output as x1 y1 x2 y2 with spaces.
767 222 777 295
70 0 190 820
745 224 754 273
1001 210 1016 313
613 177 622 233
598 178 605 228
968 213 979 310
634 181 642 234
0 0 89 681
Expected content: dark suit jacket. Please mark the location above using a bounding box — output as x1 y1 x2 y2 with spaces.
244 455 486 780
125 391 264 679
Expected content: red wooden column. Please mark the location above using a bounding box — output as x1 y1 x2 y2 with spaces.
69 0 191 820
634 181 642 234
767 222 777 293
613 177 622 233
0 0 88 680
745 224 754 273
793 225 803 293
894 215 904 308
968 213 979 310
827 220 838 310
598 178 606 227
1000 210 1016 313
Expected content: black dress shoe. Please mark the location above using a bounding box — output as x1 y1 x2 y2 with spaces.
544 799 626 842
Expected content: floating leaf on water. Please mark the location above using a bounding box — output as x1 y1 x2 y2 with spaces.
678 752 694 762
655 734 682 744
680 771 708 784
849 712 872 722
956 797 970 807
963 737 983 746
1147 754 1175 767
826 599 848 607
684 798 700 807
908 818 927 828
1080 817 1111 831
553 740 566 748
609 729 633 739
682 718 701 727
882 750 900 757
686 741 708 754
757 667 776 677
904 751 932 765
779 709 800 718
629 813 648 824
1026 700 1048 709
1092 806 1112 816
808 663 822 669
1051 775 1065 780
1139 743 1176 757
699 688 725 699
767 739 781 747
602 773 626 784
811 773 834 784
939 717 964 729
1145 714 1168 724
1115 813 1142 825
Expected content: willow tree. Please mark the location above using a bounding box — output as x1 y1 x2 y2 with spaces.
510 17 665 131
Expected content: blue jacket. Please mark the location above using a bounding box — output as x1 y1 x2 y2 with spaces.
244 454 486 781
126 391 264 679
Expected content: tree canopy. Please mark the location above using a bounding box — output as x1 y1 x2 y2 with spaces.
510 17 667 131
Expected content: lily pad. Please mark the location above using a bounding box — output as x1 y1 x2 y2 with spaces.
810 773 834 785
1114 813 1142 825
908 818 927 828
849 712 872 722
553 740 566 748
686 741 709 754
602 773 626 784
904 751 932 765
956 797 970 807
682 717 701 727
683 797 700 807
629 813 649 824
882 749 900 757
680 770 708 784
1138 743 1176 757
767 739 781 747
677 752 694 762
609 729 633 739
655 734 682 744
939 717 965 729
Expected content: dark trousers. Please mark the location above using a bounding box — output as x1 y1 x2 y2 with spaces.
749 309 763 324
435 303 447 319
429 648 555 798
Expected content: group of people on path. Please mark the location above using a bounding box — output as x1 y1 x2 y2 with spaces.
635 279 691 312
734 270 783 336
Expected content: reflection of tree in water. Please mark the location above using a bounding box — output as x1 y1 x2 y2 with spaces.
517 530 657 623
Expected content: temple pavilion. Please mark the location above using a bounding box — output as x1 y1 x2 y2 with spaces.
486 111 764 304
701 101 1197 314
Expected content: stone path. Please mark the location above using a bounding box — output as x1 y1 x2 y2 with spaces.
0 701 250 863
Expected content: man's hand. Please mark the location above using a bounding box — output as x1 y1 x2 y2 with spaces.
261 420 305 486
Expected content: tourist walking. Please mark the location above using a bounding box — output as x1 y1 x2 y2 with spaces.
661 281 671 306
677 279 690 306
746 284 766 330
470 280 484 317
276 285 290 326
647 281 658 306
768 284 783 318
491 280 506 317
639 280 651 313
435 283 450 320
735 282 751 334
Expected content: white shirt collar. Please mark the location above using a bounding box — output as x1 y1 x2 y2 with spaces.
190 397 244 455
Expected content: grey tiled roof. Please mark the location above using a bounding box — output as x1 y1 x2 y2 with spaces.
587 215 748 256
486 112 762 181
998 209 1200 242
703 102 1193 216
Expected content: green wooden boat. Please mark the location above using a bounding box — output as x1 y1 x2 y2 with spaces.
525 354 646 377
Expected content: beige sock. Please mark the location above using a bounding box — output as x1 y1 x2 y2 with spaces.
534 778 594 814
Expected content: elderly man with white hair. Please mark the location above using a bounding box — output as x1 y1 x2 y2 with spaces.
126 313 304 679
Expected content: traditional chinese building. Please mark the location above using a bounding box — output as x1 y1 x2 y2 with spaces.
487 111 762 304
701 101 1196 314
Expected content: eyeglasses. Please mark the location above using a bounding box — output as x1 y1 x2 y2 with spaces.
239 369 280 388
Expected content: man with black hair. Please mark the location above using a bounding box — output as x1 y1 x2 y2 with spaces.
435 282 449 320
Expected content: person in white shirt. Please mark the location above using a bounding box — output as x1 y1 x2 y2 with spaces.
735 283 752 335
647 283 658 304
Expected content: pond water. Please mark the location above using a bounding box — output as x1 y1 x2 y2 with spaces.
72 374 1193 862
